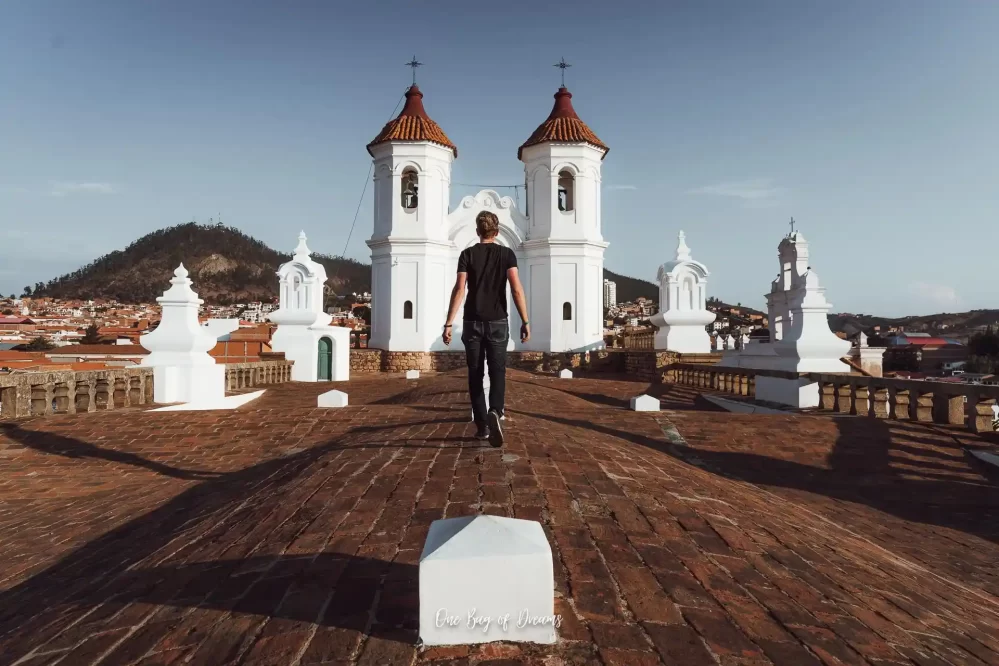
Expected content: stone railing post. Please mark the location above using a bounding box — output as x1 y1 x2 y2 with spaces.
835 383 853 414
820 382 836 411
968 396 997 433
30 385 47 416
53 383 70 414
870 387 889 418
113 377 127 408
853 384 871 417
128 376 141 405
890 388 910 420
911 391 933 422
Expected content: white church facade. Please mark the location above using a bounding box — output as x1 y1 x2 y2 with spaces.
366 84 609 353
267 232 351 382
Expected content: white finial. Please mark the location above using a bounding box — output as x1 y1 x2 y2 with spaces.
174 264 189 279
294 231 311 257
676 230 691 262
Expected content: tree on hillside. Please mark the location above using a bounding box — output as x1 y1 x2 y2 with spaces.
353 305 371 325
15 336 55 352
80 323 102 345
1 309 13 316
969 329 999 358
22 286 31 296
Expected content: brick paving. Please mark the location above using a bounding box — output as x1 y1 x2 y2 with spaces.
0 370 997 665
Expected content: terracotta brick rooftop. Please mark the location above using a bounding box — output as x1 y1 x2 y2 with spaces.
518 87 609 160
46 344 150 355
1 371 998 665
367 85 458 158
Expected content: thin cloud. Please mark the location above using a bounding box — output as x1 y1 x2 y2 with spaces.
687 178 784 202
605 184 638 191
49 181 116 197
910 282 960 309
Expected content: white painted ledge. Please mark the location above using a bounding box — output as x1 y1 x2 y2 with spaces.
148 389 265 412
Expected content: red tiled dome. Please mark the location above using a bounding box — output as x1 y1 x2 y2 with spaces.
367 86 457 157
518 87 608 160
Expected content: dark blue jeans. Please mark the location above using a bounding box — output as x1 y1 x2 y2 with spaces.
461 320 509 426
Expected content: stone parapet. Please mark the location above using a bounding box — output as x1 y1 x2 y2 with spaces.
0 367 154 420
665 362 999 435
0 359 295 420
224 360 295 391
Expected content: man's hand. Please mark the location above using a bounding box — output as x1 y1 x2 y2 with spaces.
520 322 531 343
443 325 452 346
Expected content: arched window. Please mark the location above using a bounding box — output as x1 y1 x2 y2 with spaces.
401 169 418 210
562 302 572 320
684 276 695 311
557 170 574 212
292 274 302 309
403 300 413 319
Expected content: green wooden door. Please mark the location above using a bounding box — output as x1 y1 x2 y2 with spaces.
317 337 332 381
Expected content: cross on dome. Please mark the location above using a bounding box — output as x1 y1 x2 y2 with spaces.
553 57 572 87
405 56 423 86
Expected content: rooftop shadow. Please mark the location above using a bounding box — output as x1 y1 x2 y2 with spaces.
0 422 222 481
0 415 461 661
519 408 999 550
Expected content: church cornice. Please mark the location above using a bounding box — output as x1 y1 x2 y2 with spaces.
520 238 609 251
366 237 454 250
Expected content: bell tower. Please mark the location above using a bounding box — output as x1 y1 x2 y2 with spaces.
518 74 609 352
366 81 458 351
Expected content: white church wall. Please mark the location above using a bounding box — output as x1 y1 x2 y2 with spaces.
366 87 608 355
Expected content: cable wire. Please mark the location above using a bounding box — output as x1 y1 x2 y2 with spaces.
330 90 407 286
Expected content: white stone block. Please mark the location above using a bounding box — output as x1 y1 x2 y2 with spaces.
317 389 348 408
630 394 660 412
419 515 557 646
559 369 573 379
406 370 420 380
755 376 820 408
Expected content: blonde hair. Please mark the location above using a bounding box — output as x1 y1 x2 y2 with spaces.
475 211 500 239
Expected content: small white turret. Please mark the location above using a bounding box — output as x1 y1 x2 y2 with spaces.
268 232 351 382
650 231 716 353
140 265 225 404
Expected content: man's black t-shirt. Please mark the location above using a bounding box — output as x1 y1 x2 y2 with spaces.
457 242 517 322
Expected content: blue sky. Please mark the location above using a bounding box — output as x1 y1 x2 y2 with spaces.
1 1 997 317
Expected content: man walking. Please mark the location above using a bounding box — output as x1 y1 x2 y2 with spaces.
443 211 530 446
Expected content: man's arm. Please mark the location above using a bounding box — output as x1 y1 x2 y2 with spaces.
508 267 531 342
507 268 528 323
445 272 467 327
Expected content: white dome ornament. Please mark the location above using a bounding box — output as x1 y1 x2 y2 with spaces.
140 264 226 404
650 231 716 353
